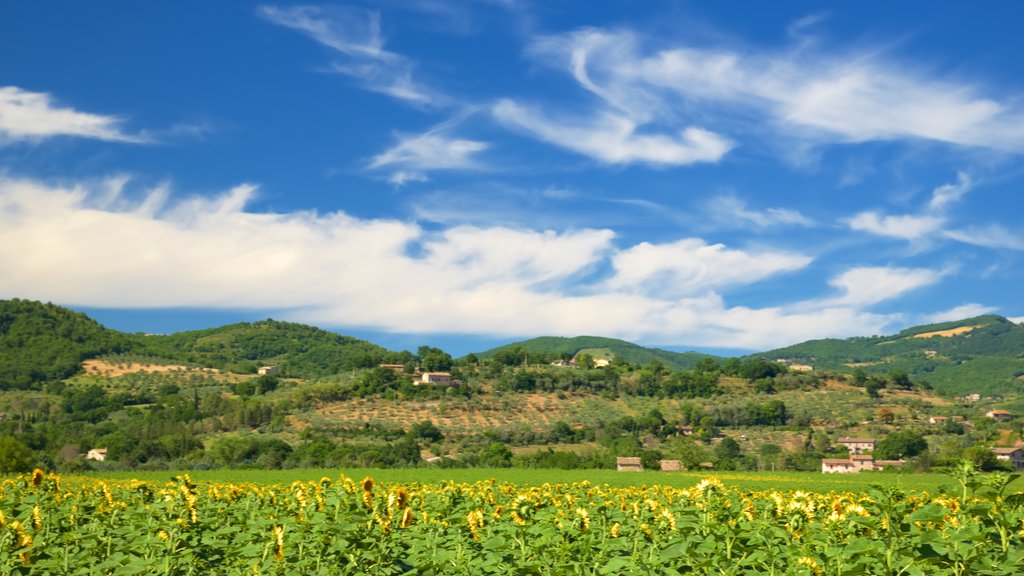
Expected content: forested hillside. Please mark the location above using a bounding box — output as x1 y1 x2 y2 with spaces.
478 335 719 370
0 299 132 389
757 315 1024 395
132 319 394 377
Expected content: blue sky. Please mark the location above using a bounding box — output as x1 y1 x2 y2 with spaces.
1 2 1023 357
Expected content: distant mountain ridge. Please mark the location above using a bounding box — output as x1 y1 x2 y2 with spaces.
475 335 720 370
754 315 1024 396
2 298 1022 395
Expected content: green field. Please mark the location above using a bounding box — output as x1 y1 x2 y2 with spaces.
82 467 1004 495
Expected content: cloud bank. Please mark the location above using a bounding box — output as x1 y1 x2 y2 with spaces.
0 176 960 349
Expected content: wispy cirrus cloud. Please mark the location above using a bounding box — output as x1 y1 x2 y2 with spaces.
0 86 145 144
259 5 444 106
704 195 813 229
845 171 1024 251
922 303 998 323
493 99 733 166
524 27 1024 154
368 118 489 185
846 212 945 241
943 225 1024 250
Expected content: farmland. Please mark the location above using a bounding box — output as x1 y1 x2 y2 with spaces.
82 468 1018 495
3 468 1023 574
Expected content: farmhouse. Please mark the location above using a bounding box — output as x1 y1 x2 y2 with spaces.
616 457 643 472
379 363 406 373
257 366 280 375
821 455 904 474
85 448 108 462
417 372 453 386
992 447 1024 470
836 437 876 454
986 410 1014 421
929 416 948 425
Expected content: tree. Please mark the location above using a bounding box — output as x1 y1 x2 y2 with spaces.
875 430 928 460
576 354 595 370
663 436 708 470
478 442 513 467
889 370 913 391
640 449 663 471
0 436 33 473
714 437 742 463
878 408 896 425
758 443 782 470
418 346 453 372
865 378 884 399
409 420 444 443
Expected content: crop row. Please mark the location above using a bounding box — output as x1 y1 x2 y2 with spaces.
1 468 1022 575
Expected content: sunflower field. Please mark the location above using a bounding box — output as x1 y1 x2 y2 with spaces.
2 466 1023 575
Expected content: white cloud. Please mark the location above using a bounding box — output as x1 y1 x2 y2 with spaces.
605 238 811 297
824 266 944 307
705 196 812 228
0 175 916 351
527 28 1024 152
260 5 441 105
922 303 997 323
943 225 1024 251
369 127 488 184
493 99 733 165
1009 316 1024 325
846 211 944 241
929 171 973 211
0 86 143 144
387 171 429 186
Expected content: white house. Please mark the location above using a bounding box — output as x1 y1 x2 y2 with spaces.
836 437 876 455
85 448 108 462
417 372 453 386
992 447 1024 470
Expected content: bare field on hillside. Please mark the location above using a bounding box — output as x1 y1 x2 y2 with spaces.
308 393 694 434
83 359 218 377
912 325 981 339
78 359 253 384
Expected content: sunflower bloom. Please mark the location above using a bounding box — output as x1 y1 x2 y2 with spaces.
272 525 284 561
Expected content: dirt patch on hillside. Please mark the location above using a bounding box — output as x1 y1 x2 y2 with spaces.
912 325 982 339
845 361 885 367
82 359 216 377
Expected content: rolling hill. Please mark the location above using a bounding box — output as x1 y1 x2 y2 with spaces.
476 335 720 370
0 299 134 389
755 315 1024 396
132 319 392 377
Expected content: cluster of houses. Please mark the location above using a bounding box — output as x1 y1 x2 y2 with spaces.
821 438 905 474
821 435 1024 473
615 457 709 472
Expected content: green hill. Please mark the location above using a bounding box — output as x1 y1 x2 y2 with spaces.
0 299 133 389
755 315 1024 396
476 335 719 370
0 299 394 387
131 319 392 377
